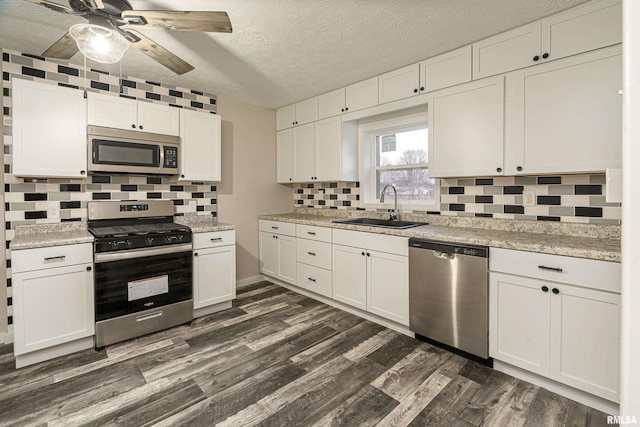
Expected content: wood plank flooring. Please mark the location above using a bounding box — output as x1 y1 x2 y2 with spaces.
0 281 613 426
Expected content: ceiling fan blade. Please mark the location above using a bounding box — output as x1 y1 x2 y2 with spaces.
22 0 73 14
125 30 195 75
42 32 79 60
121 10 232 33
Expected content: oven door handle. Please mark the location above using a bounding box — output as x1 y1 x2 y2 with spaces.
95 243 193 263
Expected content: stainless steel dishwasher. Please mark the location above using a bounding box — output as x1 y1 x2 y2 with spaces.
409 238 490 361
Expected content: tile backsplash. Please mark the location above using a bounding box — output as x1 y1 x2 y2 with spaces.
293 174 621 225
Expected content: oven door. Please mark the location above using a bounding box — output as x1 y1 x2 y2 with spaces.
94 244 192 322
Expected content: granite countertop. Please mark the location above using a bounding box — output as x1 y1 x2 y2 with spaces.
10 223 94 250
175 216 236 233
259 213 621 262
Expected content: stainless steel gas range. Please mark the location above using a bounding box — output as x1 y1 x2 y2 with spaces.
88 200 193 349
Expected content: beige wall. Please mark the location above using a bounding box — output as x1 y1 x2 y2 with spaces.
216 97 292 282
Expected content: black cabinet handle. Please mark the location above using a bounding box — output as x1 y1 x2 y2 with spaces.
307 232 316 235
139 125 144 130
538 265 563 273
496 167 502 173
86 266 92 271
542 53 549 59
533 55 540 61
413 88 418 93
132 124 136 129
420 86 425 91
552 288 560 294
307 277 316 282
541 286 548 292
517 166 523 172
307 251 316 256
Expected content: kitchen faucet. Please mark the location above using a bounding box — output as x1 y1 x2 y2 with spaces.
380 184 399 221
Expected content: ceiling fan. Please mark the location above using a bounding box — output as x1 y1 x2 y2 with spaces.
23 0 233 75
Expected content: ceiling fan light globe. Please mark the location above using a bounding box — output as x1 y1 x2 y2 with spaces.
69 23 129 64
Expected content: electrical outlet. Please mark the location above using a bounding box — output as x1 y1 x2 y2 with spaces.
47 202 60 219
188 200 197 212
523 190 536 207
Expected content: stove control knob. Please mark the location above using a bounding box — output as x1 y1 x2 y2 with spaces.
146 237 154 246
177 235 184 242
126 240 133 248
165 235 177 243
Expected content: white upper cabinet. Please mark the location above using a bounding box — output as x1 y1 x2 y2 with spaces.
292 123 316 182
12 79 87 178
179 110 221 182
276 129 294 183
473 0 621 79
541 0 621 62
318 88 346 119
314 117 357 181
378 63 421 104
428 76 505 178
473 22 542 80
276 97 319 130
419 45 473 93
87 92 179 135
345 77 379 111
505 46 622 175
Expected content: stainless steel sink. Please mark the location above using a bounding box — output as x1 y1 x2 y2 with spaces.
332 218 427 229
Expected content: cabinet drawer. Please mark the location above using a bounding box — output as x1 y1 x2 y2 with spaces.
13 243 93 273
490 248 620 293
259 220 296 237
296 263 332 298
296 224 332 242
332 229 408 256
296 239 331 269
193 230 235 250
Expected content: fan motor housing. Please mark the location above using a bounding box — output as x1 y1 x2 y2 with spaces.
69 0 133 16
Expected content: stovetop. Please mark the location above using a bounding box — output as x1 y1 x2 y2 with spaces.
89 222 191 238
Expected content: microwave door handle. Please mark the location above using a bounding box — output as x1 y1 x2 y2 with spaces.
158 145 164 168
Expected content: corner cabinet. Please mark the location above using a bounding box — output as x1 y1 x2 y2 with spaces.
87 92 180 136
12 79 87 178
12 243 94 368
428 76 505 178
179 110 221 182
193 230 236 316
490 248 621 403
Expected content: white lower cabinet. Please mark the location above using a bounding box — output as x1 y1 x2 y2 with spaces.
295 224 333 298
490 248 621 402
258 221 296 284
193 230 236 313
12 243 94 367
332 244 368 310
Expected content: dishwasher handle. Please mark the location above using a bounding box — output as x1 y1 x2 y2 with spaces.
433 250 455 260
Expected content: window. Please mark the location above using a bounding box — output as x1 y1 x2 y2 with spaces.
360 112 438 209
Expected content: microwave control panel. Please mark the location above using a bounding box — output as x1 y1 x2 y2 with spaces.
164 146 178 168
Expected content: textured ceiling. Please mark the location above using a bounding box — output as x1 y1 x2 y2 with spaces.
0 0 591 108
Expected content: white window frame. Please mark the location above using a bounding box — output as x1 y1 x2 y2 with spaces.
358 110 439 211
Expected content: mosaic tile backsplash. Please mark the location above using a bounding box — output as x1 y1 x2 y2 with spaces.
293 174 621 225
1 49 220 334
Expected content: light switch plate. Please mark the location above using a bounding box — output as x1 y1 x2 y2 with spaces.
47 202 60 219
188 200 197 212
523 190 536 207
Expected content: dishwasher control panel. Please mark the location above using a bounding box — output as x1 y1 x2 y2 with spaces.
409 238 489 258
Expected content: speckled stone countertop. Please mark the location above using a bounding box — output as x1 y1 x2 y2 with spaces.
259 213 621 262
175 216 236 233
10 222 94 250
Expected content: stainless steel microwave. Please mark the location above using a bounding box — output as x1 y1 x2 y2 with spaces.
88 126 180 175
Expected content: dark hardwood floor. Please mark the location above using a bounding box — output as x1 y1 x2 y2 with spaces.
0 281 612 426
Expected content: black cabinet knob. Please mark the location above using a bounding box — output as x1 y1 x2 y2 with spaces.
194 253 198 257
361 251 365 256
413 88 418 93
341 108 344 112
181 174 185 178
289 178 292 181
541 286 548 292
345 107 348 111
496 167 502 173
420 86 425 91
366 252 370 257
86 266 92 271
132 124 136 129
552 288 560 294
533 55 540 61
139 125 144 130
80 170 86 175
516 166 523 172
275 235 278 239
542 53 549 59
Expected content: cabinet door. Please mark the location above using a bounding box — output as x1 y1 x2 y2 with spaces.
541 0 621 62
276 129 293 183
420 45 472 93
137 102 180 136
332 244 367 310
179 110 221 181
13 79 87 178
259 232 278 277
295 98 319 125
505 47 622 175
346 77 379 112
378 64 420 104
13 263 94 356
318 88 346 119
367 250 409 326
550 283 620 402
292 123 316 182
489 272 551 376
276 104 296 131
314 117 342 181
428 76 504 178
277 234 296 284
194 245 236 308
473 22 541 79
87 92 137 130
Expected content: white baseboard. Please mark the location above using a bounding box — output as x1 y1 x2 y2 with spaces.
193 301 232 318
236 275 266 288
493 360 619 416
